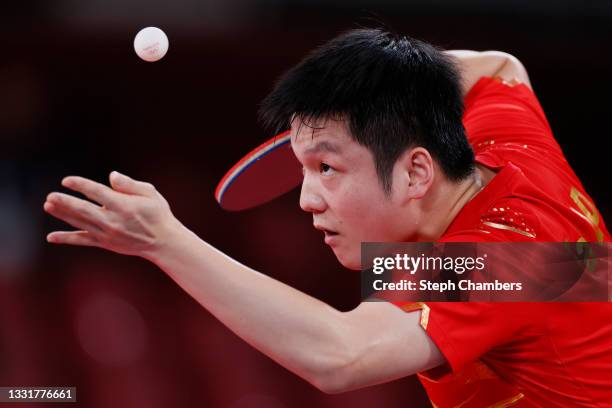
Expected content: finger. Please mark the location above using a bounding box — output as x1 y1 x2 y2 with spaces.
46 192 106 226
61 176 120 208
43 200 104 234
109 171 156 197
47 230 99 247
47 191 104 217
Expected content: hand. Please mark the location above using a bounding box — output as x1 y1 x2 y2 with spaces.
44 171 183 259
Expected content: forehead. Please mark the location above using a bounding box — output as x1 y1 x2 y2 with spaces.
289 117 353 155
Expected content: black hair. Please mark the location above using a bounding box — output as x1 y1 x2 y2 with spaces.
259 28 474 194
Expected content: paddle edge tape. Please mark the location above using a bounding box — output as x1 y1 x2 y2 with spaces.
215 131 293 208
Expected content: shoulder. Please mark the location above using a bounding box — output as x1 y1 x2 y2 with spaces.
442 195 542 242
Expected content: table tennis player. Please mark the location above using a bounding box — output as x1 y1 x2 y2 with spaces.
44 29 611 407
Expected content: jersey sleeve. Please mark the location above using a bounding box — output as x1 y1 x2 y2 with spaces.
463 77 566 165
417 302 530 373
394 226 536 373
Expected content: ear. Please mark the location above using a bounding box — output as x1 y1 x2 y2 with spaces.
393 147 435 201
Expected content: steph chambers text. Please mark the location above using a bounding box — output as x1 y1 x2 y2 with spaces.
373 279 523 292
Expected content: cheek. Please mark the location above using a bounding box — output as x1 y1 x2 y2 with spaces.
334 186 391 235
334 187 368 218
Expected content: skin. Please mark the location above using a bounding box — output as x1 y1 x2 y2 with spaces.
293 118 495 270
43 50 528 393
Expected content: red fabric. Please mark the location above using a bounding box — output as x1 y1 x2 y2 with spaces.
397 77 612 407
443 76 609 244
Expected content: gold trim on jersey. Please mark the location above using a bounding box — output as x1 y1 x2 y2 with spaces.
487 393 525 408
570 186 605 242
492 76 522 87
450 390 479 408
399 302 430 330
420 303 430 330
418 360 499 385
482 221 536 238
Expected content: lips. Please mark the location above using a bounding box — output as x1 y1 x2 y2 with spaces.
323 230 339 237
314 224 338 235
314 224 339 245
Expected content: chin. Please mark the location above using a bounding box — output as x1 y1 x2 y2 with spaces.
332 247 361 271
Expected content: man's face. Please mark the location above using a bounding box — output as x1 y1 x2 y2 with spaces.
291 118 414 270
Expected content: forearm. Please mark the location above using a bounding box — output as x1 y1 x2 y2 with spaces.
45 168 445 394
147 223 353 388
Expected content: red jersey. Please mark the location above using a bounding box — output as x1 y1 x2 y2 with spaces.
396 77 611 407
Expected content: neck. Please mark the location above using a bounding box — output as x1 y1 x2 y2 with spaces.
416 164 495 241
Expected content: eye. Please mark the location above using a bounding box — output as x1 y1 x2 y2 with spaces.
319 162 335 176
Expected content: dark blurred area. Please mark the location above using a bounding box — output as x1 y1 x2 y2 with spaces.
0 0 610 407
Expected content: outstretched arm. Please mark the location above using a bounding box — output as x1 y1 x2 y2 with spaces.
44 171 444 393
445 50 532 95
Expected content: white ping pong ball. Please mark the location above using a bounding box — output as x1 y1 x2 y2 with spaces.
133 27 169 62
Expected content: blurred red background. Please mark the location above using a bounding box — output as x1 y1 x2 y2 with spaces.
1 1 610 406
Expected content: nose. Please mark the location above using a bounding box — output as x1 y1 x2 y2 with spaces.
299 176 327 213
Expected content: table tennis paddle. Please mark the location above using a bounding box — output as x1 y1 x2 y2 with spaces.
215 131 303 211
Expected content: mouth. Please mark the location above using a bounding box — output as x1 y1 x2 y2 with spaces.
314 224 339 245
323 230 339 246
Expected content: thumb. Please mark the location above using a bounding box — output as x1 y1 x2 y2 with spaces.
110 171 154 196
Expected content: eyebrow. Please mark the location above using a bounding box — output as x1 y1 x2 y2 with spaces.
302 141 342 156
